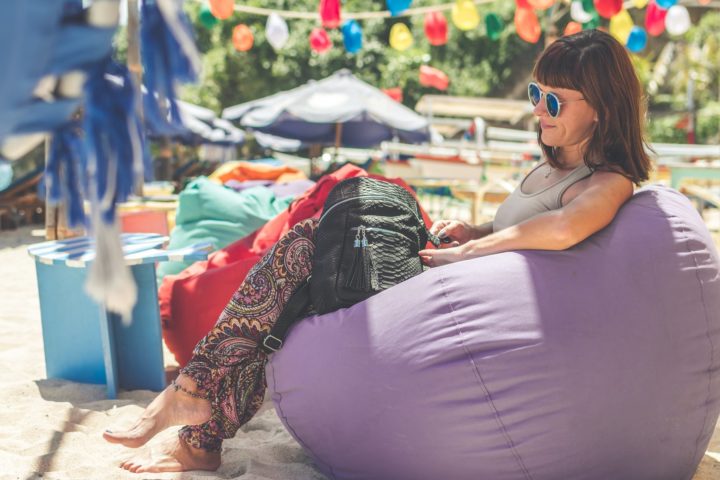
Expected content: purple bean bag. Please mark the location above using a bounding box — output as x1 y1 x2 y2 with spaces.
266 185 720 480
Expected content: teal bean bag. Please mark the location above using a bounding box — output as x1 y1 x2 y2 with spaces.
157 177 292 281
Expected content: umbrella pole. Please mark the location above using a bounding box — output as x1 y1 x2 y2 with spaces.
334 122 343 159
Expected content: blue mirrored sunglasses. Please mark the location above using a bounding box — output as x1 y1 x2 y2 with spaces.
528 82 584 119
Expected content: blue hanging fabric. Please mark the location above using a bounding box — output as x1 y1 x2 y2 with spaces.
82 60 151 322
141 0 202 138
0 0 116 156
47 120 88 228
83 61 147 224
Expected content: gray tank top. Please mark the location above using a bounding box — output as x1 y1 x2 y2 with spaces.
493 162 593 232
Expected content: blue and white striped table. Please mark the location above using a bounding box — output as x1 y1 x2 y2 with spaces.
28 234 212 399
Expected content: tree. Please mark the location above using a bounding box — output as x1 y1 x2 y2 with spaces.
179 0 542 112
644 12 720 144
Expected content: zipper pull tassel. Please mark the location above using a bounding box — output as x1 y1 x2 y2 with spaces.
354 226 365 248
346 226 376 292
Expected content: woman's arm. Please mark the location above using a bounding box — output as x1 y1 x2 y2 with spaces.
420 172 633 266
471 221 494 240
429 220 494 245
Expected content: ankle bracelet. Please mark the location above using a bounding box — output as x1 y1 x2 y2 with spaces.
171 379 210 400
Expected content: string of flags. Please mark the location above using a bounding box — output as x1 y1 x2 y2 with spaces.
200 0 710 52
197 0 713 94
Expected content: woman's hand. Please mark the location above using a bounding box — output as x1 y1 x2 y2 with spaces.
419 245 465 267
429 220 476 245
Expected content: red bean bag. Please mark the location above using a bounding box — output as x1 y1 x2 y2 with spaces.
159 164 432 365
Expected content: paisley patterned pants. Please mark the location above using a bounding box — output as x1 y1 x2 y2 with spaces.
178 219 318 452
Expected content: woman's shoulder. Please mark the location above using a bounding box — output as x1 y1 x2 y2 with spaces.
562 168 633 206
587 169 634 198
589 168 633 185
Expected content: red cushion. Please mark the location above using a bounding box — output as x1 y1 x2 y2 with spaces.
159 164 433 365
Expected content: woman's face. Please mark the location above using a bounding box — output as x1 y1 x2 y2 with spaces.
532 82 597 152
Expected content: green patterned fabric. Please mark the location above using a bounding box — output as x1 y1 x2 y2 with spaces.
157 176 293 281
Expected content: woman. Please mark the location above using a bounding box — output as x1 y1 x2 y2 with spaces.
103 29 651 473
421 29 650 266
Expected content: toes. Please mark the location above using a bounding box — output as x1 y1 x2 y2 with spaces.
103 431 122 443
103 428 149 448
138 461 183 473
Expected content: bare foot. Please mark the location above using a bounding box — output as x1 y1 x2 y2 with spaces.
119 435 221 473
103 375 211 448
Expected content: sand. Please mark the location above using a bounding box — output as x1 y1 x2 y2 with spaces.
0 226 326 480
1 225 720 479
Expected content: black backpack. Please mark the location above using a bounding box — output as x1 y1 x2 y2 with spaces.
261 176 440 353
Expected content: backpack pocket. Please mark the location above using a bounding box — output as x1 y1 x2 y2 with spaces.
337 226 423 302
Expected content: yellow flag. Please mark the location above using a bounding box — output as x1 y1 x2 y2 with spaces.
389 23 414 51
451 0 480 31
609 9 633 44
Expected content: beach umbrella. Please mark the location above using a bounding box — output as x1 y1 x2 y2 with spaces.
253 131 304 152
221 69 430 148
175 101 245 146
117 76 244 147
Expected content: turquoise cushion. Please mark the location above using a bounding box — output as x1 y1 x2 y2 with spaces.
156 177 292 281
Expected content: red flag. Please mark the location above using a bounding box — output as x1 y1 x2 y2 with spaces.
319 0 341 29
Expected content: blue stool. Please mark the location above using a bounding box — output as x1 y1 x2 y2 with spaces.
28 233 210 399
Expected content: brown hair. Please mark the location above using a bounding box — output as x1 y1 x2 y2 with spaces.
533 29 652 184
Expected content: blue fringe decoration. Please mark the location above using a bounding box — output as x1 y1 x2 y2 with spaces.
83 60 148 224
141 0 201 138
47 121 88 228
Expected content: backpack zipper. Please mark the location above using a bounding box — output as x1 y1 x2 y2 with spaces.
319 195 422 225
350 226 414 244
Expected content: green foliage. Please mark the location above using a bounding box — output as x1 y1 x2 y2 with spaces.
178 0 540 113
646 114 688 144
114 4 719 146
642 12 720 143
697 101 720 144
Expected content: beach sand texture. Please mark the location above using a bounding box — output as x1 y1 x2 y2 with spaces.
1 225 719 479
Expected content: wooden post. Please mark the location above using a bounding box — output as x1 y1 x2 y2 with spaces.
44 136 82 240
127 0 142 95
334 122 343 158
